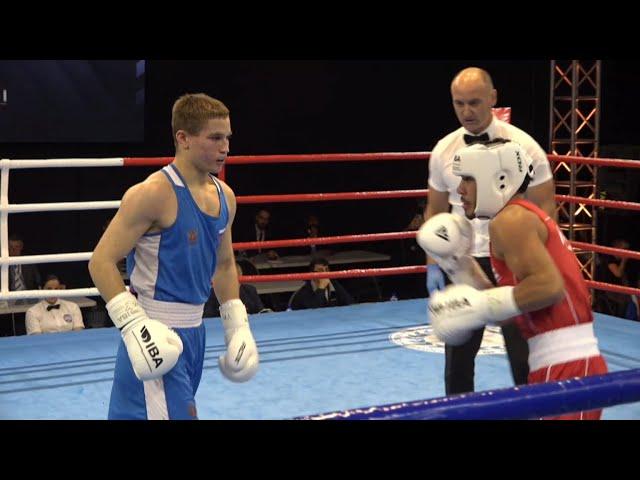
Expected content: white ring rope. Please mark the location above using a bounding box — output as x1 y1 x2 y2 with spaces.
5 201 121 213
0 252 93 266
4 288 101 300
0 158 124 169
1 159 10 300
0 158 124 299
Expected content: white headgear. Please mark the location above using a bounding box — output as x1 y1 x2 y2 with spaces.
452 139 534 218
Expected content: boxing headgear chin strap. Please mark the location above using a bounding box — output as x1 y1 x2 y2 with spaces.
452 139 534 219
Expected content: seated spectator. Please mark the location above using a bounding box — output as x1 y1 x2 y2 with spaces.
405 200 426 232
203 262 270 317
597 238 633 317
9 233 42 292
306 214 321 254
390 200 427 300
301 214 332 256
25 275 85 335
238 208 279 260
288 256 355 310
402 199 427 264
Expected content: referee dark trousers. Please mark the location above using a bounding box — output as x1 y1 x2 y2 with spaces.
443 256 529 395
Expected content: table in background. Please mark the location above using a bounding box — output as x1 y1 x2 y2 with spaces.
250 250 391 270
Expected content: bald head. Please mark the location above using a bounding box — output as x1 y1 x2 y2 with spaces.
451 67 494 92
450 67 497 134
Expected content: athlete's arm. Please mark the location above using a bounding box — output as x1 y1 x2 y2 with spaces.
490 205 564 312
212 181 241 304
213 181 259 383
89 178 170 302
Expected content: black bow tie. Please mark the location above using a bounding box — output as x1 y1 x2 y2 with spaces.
463 133 490 145
47 304 60 311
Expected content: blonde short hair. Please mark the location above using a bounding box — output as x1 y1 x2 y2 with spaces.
171 93 229 148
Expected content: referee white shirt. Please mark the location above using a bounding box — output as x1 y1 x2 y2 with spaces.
26 299 85 335
428 116 554 257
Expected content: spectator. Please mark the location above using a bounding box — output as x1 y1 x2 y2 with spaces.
238 208 279 260
288 256 354 310
403 199 427 264
25 274 85 335
405 200 426 232
392 200 427 299
8 234 41 292
301 214 332 257
305 214 321 254
203 262 270 316
597 238 633 318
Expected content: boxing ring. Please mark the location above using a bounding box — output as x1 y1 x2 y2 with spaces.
1 152 640 420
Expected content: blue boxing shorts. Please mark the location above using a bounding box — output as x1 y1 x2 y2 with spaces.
108 323 206 420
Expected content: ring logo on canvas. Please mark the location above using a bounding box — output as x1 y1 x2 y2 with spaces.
389 325 506 355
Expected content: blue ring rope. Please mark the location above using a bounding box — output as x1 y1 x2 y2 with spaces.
296 368 640 420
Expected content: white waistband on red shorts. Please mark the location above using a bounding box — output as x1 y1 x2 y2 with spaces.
527 323 600 372
137 296 204 328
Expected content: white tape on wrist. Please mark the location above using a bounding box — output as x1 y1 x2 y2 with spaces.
485 286 521 323
219 299 248 330
105 291 146 330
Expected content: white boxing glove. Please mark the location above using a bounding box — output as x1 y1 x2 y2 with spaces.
428 284 521 346
417 213 473 263
218 299 259 383
417 213 473 272
417 213 493 290
106 291 183 381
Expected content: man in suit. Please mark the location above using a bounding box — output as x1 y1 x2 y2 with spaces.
9 234 41 291
238 209 279 260
2 234 42 336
